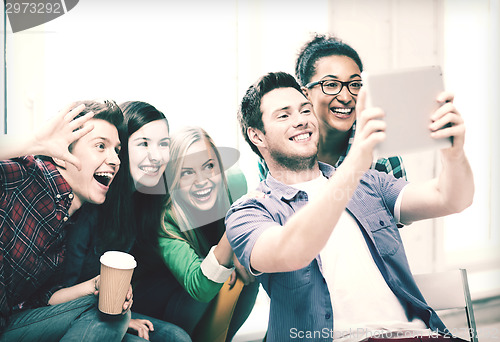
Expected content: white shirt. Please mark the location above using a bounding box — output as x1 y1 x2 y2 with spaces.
292 175 428 342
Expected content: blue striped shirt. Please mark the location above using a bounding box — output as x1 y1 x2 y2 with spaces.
226 162 446 341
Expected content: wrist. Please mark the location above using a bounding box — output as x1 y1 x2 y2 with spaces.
88 278 98 295
213 244 233 267
29 134 46 156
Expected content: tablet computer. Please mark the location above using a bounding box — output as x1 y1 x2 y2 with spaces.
362 65 452 157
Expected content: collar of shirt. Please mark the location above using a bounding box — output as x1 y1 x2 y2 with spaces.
264 162 335 201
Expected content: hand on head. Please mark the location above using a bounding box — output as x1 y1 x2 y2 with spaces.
34 103 95 170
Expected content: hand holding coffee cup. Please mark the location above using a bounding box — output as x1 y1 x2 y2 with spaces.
99 251 137 315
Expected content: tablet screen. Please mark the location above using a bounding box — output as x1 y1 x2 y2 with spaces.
362 65 452 157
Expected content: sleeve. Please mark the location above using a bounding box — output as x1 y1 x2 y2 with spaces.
23 282 64 309
0 249 9 333
394 184 409 224
225 197 280 275
200 246 234 283
0 156 33 191
158 221 224 303
367 169 409 217
0 157 35 332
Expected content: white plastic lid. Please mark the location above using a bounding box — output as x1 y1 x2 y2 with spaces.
100 251 137 269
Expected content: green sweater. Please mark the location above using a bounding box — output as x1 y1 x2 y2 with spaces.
158 167 247 302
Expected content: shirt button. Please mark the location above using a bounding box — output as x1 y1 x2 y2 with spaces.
63 216 69 222
56 194 61 199
68 194 74 199
379 220 385 226
325 313 331 319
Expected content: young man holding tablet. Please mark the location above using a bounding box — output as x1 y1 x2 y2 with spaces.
227 72 473 341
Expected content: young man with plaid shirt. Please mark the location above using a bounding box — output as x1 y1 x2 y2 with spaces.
0 101 131 341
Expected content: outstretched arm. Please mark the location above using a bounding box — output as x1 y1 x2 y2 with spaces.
0 103 94 170
400 92 474 223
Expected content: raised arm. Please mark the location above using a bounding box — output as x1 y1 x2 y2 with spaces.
0 103 94 170
246 90 386 273
400 92 474 224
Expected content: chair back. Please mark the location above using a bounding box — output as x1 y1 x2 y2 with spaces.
413 269 478 342
192 277 245 342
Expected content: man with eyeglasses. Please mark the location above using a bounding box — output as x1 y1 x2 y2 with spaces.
227 71 473 341
258 34 407 182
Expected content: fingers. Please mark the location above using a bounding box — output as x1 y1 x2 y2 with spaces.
235 266 254 285
137 319 154 340
71 121 94 142
62 103 86 122
69 111 94 130
122 287 133 313
355 88 367 115
138 329 150 341
122 298 133 313
247 273 256 283
144 320 154 331
139 329 150 340
134 320 151 340
430 102 458 123
429 100 464 142
228 271 237 289
356 108 387 144
436 91 454 104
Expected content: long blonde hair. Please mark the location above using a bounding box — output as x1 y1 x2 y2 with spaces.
161 126 232 256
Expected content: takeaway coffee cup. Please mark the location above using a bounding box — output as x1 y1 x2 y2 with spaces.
98 251 137 315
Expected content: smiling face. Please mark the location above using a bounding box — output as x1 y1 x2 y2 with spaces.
128 119 170 188
305 55 362 133
60 119 121 214
256 87 318 171
178 139 222 212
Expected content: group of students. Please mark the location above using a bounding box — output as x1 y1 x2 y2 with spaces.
0 32 474 342
0 95 259 341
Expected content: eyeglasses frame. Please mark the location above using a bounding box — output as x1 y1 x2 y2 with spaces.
305 79 363 96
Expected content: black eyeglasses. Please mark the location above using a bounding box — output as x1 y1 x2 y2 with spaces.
305 79 362 96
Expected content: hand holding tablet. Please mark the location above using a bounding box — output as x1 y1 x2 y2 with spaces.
361 65 453 157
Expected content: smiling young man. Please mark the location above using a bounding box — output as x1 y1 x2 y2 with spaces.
0 101 131 341
227 72 474 341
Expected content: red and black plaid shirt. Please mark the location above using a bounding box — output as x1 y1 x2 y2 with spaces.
0 156 73 332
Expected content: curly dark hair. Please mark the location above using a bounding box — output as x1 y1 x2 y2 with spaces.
295 33 363 87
